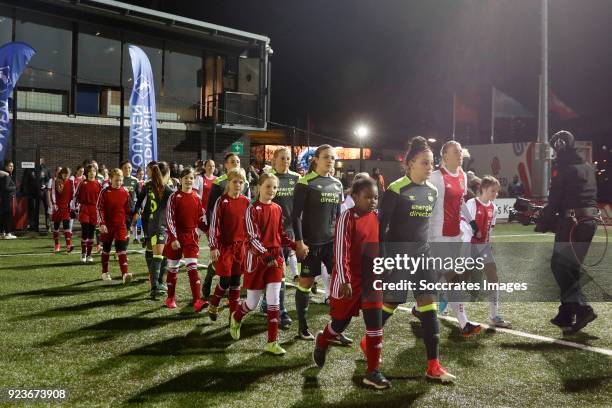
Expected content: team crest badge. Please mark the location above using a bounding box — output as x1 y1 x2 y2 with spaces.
427 195 434 202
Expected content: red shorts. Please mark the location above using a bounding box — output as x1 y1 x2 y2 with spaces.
330 283 383 320
52 207 70 223
214 242 245 277
163 231 199 260
100 225 128 242
243 248 284 290
79 205 97 225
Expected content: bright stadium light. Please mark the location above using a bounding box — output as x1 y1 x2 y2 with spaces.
428 138 437 143
354 124 370 171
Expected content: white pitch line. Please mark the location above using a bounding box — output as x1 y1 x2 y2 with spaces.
281 281 612 357
0 249 146 258
395 305 612 357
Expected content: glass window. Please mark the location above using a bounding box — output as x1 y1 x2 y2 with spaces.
0 7 12 44
78 25 121 86
15 11 71 93
161 44 202 122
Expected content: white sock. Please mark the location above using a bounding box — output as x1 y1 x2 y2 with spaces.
321 263 330 297
451 302 468 328
287 253 298 277
489 290 499 320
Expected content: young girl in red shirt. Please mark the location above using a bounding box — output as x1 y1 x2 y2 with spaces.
163 168 207 312
229 173 296 355
207 168 250 321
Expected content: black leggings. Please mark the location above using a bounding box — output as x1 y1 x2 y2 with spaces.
53 220 70 231
218 274 241 289
331 308 381 334
102 240 128 253
82 223 96 240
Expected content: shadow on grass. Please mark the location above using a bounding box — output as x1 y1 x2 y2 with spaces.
500 341 612 394
11 291 149 322
37 307 205 347
0 260 87 271
0 277 141 301
125 330 309 406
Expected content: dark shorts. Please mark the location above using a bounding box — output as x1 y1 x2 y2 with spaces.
149 230 168 246
300 242 333 278
381 245 437 304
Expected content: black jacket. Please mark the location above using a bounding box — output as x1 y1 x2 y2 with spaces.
540 149 597 225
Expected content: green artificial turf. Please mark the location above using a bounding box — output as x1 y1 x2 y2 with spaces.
0 224 610 407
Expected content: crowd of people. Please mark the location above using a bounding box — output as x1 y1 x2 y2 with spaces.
0 138 511 390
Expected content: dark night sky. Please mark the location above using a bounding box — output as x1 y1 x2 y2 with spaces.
125 0 612 149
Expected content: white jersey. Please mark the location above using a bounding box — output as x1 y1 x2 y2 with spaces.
192 175 204 198
340 195 354 213
428 166 467 239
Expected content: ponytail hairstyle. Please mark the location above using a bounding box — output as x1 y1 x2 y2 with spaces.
440 140 462 167
404 136 431 177
307 144 334 173
151 161 170 199
255 172 279 200
345 172 370 196
350 176 377 197
223 167 247 194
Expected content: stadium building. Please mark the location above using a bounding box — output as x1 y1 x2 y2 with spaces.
0 0 271 173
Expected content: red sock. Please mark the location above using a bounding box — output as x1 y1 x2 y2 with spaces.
427 358 440 372
234 301 251 322
166 271 178 299
187 264 201 302
53 231 59 245
64 231 72 247
267 304 280 343
228 286 241 314
316 323 336 349
117 250 128 275
210 284 226 307
101 251 110 273
365 328 383 373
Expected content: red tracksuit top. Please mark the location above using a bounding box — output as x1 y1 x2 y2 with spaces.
51 178 74 209
245 200 296 258
75 179 102 207
331 208 379 299
97 185 131 228
208 193 250 250
165 190 206 241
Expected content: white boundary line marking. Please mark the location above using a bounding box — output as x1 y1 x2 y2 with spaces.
282 281 612 357
395 305 612 357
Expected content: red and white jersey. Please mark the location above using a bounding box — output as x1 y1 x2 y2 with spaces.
51 178 74 209
166 190 206 240
429 166 467 238
331 208 379 299
460 198 497 243
245 200 295 256
200 175 217 216
208 193 249 250
97 185 131 227
75 179 102 207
